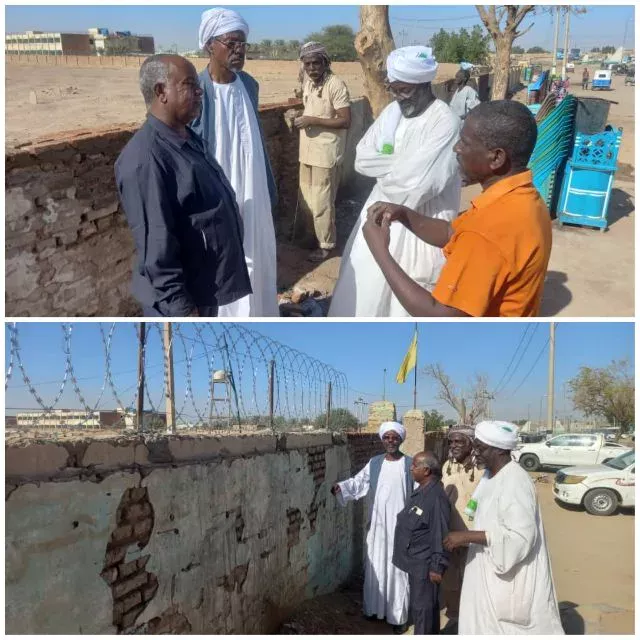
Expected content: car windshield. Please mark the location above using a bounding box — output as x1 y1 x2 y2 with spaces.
604 450 635 470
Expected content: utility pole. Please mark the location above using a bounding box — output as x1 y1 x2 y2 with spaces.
413 322 418 411
562 8 571 80
136 322 146 433
547 323 556 433
552 6 561 76
163 323 176 434
383 368 387 401
398 29 408 47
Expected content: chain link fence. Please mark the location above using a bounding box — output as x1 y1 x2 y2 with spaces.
5 323 349 440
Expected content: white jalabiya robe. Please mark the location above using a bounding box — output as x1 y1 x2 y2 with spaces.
337 459 410 625
205 77 278 317
459 461 565 635
328 99 461 317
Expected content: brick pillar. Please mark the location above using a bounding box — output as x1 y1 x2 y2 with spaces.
402 409 425 457
365 401 397 434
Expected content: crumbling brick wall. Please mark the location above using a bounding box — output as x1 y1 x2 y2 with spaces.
5 432 359 635
5 98 371 316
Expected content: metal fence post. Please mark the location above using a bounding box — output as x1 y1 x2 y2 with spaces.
325 381 332 430
136 322 146 433
164 322 176 434
268 359 275 430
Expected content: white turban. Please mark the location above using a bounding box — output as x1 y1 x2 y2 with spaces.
475 421 519 451
198 7 249 49
379 421 406 442
386 46 438 85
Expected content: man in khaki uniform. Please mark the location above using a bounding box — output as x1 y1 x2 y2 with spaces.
294 42 351 262
440 424 482 631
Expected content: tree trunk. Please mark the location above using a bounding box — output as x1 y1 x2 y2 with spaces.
355 6 396 118
492 33 514 100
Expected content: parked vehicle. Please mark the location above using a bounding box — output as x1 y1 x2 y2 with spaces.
592 69 612 90
512 433 631 472
566 62 575 73
624 67 634 86
553 450 635 516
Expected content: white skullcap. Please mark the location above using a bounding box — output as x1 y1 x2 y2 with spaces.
475 421 519 451
379 421 406 442
386 46 438 84
198 7 249 49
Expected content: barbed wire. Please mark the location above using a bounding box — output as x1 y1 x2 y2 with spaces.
5 323 349 438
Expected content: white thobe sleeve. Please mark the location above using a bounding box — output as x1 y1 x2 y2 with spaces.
484 481 539 575
377 115 460 210
336 462 371 506
465 87 481 113
354 112 395 179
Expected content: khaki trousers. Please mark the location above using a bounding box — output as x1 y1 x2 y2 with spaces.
298 163 339 250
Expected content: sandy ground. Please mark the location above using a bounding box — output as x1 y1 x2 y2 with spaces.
279 471 635 635
4 60 460 148
280 68 635 317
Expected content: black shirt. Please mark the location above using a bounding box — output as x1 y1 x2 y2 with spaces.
115 115 251 316
392 478 451 577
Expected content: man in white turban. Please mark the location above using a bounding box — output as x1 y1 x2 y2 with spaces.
192 7 279 318
329 46 461 317
331 421 413 632
444 421 565 635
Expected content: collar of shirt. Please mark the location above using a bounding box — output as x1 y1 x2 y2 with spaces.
411 478 437 498
146 114 200 151
470 169 533 211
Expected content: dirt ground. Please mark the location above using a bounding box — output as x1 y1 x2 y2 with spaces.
4 59 460 148
279 67 635 317
279 471 635 635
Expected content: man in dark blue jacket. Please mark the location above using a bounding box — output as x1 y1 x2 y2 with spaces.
393 451 451 635
115 54 251 316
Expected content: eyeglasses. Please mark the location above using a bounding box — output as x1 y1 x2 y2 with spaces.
214 38 250 52
384 81 418 100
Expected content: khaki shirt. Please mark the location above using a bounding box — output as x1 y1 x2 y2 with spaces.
299 73 351 168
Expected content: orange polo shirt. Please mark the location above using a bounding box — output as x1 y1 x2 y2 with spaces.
432 170 552 317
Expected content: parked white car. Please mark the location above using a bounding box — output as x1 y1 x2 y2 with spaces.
512 433 631 471
553 450 635 516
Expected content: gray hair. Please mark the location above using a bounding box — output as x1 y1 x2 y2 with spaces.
415 451 442 478
139 55 171 107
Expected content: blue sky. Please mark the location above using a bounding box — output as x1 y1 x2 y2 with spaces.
5 322 634 423
5 4 635 53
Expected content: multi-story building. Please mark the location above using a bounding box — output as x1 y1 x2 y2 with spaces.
5 28 154 56
15 408 166 430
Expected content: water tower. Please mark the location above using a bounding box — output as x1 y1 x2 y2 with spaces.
210 369 232 428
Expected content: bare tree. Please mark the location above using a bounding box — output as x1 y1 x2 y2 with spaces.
355 5 395 118
476 5 535 100
425 363 492 425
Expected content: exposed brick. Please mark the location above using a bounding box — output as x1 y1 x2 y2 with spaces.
118 559 140 580
120 589 142 613
113 572 148 600
121 603 145 630
100 566 118 585
141 575 159 603
129 487 148 503
122 502 151 523
133 518 153 539
110 523 133 545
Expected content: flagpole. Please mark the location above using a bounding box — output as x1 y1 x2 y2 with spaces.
413 323 418 410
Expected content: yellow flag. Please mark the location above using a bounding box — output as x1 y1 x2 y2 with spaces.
396 331 417 384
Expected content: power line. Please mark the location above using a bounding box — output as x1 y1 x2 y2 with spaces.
492 325 532 395
508 332 555 398
392 15 479 22
495 325 540 397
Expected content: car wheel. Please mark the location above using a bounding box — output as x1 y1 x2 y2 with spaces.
584 488 618 516
519 454 540 472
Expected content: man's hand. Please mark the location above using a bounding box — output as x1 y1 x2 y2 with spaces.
363 215 391 256
330 483 342 496
428 572 442 585
367 201 409 227
294 116 314 129
443 531 470 551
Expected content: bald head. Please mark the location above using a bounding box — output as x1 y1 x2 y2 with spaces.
139 54 198 109
414 451 442 478
466 100 538 169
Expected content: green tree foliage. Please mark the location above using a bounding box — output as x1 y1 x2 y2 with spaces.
424 409 447 431
512 45 525 54
429 25 491 65
568 360 634 432
591 47 600 53
314 407 360 431
601 45 616 55
260 39 273 49
305 24 358 61
288 39 301 51
527 46 547 54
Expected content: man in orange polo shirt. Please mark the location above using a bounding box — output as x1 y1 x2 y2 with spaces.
362 100 551 317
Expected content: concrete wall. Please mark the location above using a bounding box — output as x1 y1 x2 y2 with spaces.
6 53 151 68
5 431 384 635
